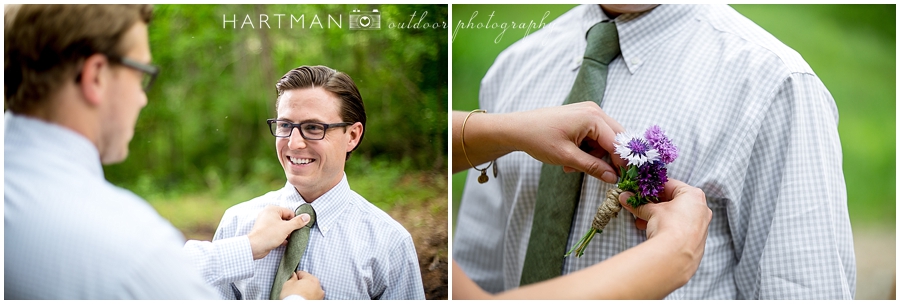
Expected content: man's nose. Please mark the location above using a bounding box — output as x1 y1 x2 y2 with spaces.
287 127 307 149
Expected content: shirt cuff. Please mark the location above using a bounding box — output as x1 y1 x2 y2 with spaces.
282 294 306 300
215 235 255 282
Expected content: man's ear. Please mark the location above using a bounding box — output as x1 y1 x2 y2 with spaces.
346 122 364 152
78 54 109 107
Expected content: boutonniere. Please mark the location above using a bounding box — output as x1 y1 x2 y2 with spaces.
566 125 679 257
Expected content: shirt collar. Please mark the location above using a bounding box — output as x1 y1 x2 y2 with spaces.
580 4 703 74
278 174 352 237
5 112 104 179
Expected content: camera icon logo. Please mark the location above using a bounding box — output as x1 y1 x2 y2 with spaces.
350 9 381 30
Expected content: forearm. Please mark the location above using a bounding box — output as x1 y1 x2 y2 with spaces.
451 110 516 173
495 232 697 300
451 262 492 299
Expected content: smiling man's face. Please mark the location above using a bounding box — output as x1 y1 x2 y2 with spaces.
275 87 361 202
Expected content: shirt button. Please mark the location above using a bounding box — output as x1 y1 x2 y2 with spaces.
631 57 642 65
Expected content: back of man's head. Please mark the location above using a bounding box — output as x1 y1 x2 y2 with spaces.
5 4 153 113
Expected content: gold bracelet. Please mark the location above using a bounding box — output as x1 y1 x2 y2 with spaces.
461 109 494 184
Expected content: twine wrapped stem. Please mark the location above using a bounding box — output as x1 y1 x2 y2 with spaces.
565 188 624 257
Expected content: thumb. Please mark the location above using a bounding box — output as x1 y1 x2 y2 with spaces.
618 191 657 221
295 270 311 279
289 213 311 229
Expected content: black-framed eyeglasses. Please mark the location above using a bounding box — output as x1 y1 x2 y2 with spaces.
73 55 160 92
112 57 159 92
266 119 354 140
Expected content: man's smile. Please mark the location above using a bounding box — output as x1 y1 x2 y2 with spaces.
288 156 315 165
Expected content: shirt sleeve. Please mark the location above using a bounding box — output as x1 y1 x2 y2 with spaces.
181 207 256 297
735 72 855 299
377 234 426 299
182 236 255 287
117 242 220 299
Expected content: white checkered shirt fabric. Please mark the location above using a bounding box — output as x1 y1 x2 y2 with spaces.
453 4 855 299
5 113 219 299
203 175 425 300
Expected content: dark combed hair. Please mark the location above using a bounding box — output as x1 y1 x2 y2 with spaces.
275 65 366 160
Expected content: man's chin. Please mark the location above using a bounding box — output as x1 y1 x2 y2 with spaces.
100 148 128 165
285 174 310 189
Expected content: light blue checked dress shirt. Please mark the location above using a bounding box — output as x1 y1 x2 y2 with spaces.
192 176 425 300
454 4 854 300
4 112 219 299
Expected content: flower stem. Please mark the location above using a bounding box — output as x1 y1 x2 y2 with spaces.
565 228 603 258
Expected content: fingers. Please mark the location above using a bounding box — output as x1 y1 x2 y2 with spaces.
289 213 311 229
634 218 648 230
586 122 620 168
566 147 618 184
295 270 313 280
580 102 626 169
562 102 624 181
659 178 691 202
618 191 634 212
592 105 628 169
277 206 296 220
618 191 656 221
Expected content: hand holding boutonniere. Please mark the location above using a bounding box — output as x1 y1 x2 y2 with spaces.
566 125 679 258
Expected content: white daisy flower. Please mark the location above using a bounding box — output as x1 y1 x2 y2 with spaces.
613 132 659 167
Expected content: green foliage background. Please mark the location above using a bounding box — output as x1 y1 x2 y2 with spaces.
101 4 448 234
451 4 896 232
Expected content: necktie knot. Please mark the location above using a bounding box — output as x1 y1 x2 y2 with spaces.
584 21 620 65
296 203 316 228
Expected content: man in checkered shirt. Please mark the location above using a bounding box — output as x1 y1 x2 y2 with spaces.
184 66 425 299
454 4 855 299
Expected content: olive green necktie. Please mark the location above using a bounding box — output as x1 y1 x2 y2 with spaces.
520 21 621 286
270 203 317 300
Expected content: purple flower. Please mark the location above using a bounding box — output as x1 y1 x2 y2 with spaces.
637 161 667 198
614 132 659 167
644 125 678 164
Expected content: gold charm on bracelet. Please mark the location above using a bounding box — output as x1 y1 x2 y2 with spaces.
462 109 495 184
477 163 493 184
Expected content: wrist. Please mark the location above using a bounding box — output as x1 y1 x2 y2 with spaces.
247 232 267 260
462 111 515 162
479 112 518 155
651 230 700 284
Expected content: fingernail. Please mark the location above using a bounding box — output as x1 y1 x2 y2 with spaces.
300 214 310 222
601 171 616 184
619 192 633 204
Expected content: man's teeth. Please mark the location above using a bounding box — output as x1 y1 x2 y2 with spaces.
289 157 312 165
